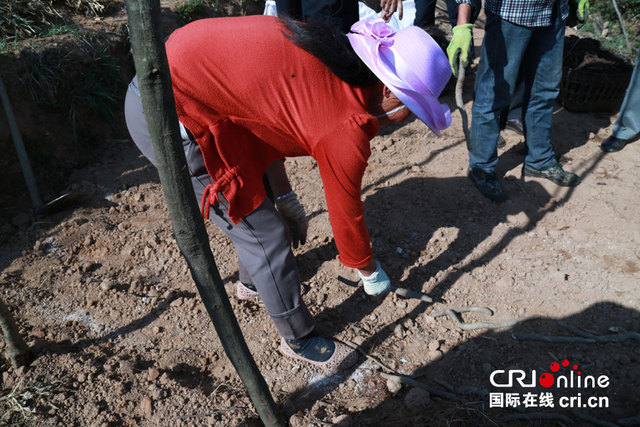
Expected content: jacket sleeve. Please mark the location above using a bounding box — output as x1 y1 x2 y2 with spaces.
312 114 380 269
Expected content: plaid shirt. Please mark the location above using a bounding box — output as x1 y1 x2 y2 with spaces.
457 0 569 27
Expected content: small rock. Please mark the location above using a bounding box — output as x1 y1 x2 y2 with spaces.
506 211 529 228
386 376 402 395
404 387 432 412
77 373 86 383
137 396 153 418
428 349 442 360
393 323 405 338
2 371 12 387
31 330 46 339
148 368 160 381
288 414 305 427
332 414 353 426
395 300 407 309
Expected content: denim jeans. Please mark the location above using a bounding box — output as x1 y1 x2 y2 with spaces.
275 0 358 33
414 0 481 28
469 5 565 173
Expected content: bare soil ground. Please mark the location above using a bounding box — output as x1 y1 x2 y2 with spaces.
1 2 639 426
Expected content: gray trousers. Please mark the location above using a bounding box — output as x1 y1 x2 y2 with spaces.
124 82 315 339
612 51 640 141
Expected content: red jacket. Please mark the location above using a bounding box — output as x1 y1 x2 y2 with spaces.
166 15 380 269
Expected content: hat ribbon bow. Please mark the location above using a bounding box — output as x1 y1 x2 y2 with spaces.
350 18 396 48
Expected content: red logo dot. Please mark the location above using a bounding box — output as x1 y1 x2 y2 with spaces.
539 373 555 388
550 362 560 372
572 364 578 370
562 359 570 367
578 371 581 375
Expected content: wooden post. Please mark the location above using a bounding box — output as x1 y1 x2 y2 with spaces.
0 297 31 369
124 1 285 425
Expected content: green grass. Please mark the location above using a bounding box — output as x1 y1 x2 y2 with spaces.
176 0 205 23
18 32 120 143
0 0 64 41
39 24 77 37
61 0 106 16
576 0 640 62
1 0 107 42
0 39 20 53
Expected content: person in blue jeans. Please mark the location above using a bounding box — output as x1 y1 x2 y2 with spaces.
413 0 479 28
275 0 358 33
601 50 640 152
447 0 589 202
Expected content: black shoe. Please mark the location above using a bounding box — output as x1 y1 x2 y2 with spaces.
467 167 508 202
505 118 524 136
600 135 629 152
523 162 580 187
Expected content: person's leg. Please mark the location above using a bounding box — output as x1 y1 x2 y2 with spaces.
611 51 640 141
301 0 358 33
444 0 456 26
469 12 530 173
520 5 579 185
414 0 437 27
467 11 531 201
520 5 565 170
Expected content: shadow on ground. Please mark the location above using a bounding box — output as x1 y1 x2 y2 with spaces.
289 302 640 425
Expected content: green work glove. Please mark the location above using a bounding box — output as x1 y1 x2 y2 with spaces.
577 0 589 23
358 261 391 296
446 24 473 78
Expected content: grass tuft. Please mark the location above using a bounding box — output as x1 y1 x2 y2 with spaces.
17 31 121 142
176 0 205 23
0 378 69 424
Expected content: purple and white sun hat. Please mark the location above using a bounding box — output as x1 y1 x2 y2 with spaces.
347 18 452 135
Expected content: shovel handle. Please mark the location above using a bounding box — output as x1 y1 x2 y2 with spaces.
0 75 43 210
455 59 471 150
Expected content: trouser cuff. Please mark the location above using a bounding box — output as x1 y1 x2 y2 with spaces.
269 303 315 340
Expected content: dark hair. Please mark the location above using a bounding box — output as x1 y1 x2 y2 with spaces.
281 17 378 87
